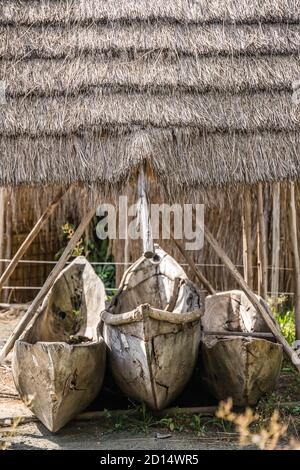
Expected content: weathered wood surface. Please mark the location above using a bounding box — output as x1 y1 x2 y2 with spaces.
202 227 300 371
200 291 283 406
102 246 203 410
137 165 154 258
12 257 107 432
0 207 95 363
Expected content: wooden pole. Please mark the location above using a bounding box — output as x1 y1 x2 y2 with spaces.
138 165 154 258
289 182 300 340
202 227 300 372
203 331 274 339
0 207 95 363
170 235 216 295
0 189 6 288
3 189 13 302
242 189 253 289
257 183 268 299
271 183 281 298
0 189 68 297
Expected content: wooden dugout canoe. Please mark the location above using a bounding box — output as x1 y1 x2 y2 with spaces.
12 256 106 432
200 290 283 406
102 246 203 410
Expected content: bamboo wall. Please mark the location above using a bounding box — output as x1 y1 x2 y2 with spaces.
0 183 298 304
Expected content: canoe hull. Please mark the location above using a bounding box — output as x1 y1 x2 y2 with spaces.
13 338 106 432
12 257 107 432
104 309 201 410
201 337 282 406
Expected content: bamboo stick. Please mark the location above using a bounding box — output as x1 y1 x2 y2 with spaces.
3 189 13 303
0 189 6 291
271 183 281 299
289 182 300 340
242 189 253 289
170 235 216 295
0 207 96 363
202 227 300 372
0 189 68 297
257 183 268 299
137 165 154 258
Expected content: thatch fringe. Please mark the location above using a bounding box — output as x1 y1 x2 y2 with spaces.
0 92 299 135
1 0 300 25
2 55 300 97
0 130 299 193
1 23 300 59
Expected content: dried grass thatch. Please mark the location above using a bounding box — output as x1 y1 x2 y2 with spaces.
1 1 300 196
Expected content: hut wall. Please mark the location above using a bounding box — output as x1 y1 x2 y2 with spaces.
0 183 299 304
0 187 84 303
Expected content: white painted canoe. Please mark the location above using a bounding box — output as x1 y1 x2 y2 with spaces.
12 257 107 432
102 246 203 410
200 290 283 406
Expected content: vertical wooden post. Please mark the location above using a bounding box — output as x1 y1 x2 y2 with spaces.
3 189 13 302
138 165 154 258
271 183 281 299
242 188 253 289
289 182 300 340
257 183 268 299
0 189 6 301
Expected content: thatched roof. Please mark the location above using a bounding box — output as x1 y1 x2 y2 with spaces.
1 0 300 195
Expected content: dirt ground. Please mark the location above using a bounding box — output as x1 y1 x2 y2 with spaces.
0 307 299 451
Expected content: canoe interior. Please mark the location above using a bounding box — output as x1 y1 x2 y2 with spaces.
104 247 203 410
109 246 202 314
24 256 106 344
12 257 107 432
200 290 283 406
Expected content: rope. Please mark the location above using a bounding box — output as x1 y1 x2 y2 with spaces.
0 258 294 271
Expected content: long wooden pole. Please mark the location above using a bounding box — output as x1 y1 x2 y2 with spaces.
0 189 68 296
242 189 253 289
257 183 268 299
138 165 154 258
0 189 6 280
3 189 13 302
0 207 95 363
170 235 216 295
271 183 281 298
289 182 300 340
202 227 300 372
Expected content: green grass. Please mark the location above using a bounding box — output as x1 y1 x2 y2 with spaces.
274 308 296 345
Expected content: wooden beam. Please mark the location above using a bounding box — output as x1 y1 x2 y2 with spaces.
289 182 300 340
242 189 253 289
257 183 268 299
271 183 281 298
202 227 300 372
170 235 216 295
0 189 68 297
0 207 95 363
203 331 274 339
137 165 154 258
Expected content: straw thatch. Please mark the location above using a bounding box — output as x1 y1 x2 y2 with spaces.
1 1 300 195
